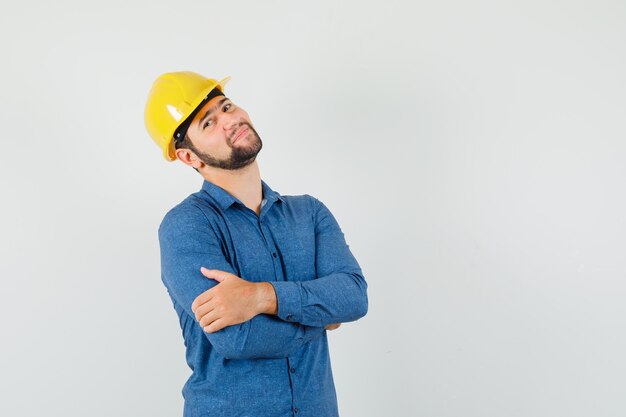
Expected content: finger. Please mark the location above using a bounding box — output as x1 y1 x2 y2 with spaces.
198 308 219 328
204 318 228 334
200 267 230 282
191 290 213 314
194 301 216 322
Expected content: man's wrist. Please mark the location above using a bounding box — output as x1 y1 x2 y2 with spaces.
256 282 278 315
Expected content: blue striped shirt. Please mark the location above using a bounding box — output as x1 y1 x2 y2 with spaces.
158 180 368 417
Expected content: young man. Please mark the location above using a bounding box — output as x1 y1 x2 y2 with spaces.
144 71 368 417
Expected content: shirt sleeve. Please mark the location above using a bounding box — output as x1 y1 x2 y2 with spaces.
270 197 369 327
158 204 325 360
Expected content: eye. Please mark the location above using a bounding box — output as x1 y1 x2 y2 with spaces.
223 103 233 112
203 119 214 128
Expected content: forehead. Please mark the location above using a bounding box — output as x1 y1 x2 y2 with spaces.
191 95 231 126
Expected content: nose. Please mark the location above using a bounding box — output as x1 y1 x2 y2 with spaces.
221 112 239 131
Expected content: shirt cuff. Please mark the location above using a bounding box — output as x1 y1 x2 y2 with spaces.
269 281 303 324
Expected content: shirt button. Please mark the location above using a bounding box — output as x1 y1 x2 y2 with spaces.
290 367 296 373
286 314 293 321
294 407 299 413
272 252 277 258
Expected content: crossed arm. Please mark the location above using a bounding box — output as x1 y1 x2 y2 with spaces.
158 198 367 359
191 267 342 333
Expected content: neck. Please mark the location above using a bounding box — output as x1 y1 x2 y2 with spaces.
200 161 263 215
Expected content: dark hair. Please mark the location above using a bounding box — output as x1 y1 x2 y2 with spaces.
174 134 200 173
174 133 193 151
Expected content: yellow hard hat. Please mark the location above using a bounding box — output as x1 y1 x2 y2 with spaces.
144 71 230 161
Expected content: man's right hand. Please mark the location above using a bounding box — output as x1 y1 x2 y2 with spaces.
325 323 341 331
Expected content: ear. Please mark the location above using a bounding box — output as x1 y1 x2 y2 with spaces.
175 148 203 170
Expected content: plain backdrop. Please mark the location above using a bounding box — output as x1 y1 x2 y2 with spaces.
1 1 625 416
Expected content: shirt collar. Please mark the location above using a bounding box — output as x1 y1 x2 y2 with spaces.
201 179 284 211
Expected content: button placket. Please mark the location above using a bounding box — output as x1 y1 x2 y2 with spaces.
257 219 284 281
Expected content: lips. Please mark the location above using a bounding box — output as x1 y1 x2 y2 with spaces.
232 126 249 144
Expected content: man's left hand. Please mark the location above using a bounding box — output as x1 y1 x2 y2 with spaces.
191 268 273 333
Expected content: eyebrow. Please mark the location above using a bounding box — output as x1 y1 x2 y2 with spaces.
197 97 230 127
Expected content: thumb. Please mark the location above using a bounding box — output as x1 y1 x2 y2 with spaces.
200 267 229 282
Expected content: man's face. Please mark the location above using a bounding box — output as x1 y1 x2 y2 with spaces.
184 94 262 170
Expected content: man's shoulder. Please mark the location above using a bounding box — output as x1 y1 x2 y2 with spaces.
159 192 216 232
278 192 323 212
280 192 315 203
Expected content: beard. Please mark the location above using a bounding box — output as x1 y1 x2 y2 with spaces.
193 122 263 170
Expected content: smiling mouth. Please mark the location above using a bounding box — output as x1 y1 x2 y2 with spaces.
232 126 249 144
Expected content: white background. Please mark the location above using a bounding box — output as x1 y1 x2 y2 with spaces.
1 1 625 416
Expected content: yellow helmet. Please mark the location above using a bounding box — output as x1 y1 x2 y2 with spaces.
144 71 230 161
